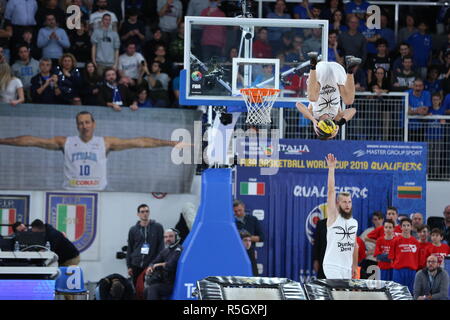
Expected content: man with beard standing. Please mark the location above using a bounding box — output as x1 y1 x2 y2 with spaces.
322 153 359 279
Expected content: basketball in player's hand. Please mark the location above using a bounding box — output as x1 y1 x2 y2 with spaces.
316 119 337 140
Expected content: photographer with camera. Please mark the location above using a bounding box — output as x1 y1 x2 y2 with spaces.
143 228 182 300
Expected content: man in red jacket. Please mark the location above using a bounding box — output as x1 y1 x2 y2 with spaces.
389 218 419 293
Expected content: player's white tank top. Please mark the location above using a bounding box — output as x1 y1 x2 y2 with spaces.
63 136 107 190
308 61 346 120
323 213 358 269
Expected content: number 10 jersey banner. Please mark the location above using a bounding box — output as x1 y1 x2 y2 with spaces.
235 138 427 281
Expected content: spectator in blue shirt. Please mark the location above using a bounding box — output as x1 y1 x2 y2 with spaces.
37 14 70 62
359 11 381 55
441 93 450 115
293 0 311 19
136 88 155 108
344 0 370 20
266 0 291 47
379 14 395 53
329 10 348 35
327 30 343 65
424 66 443 97
407 21 432 79
408 78 432 141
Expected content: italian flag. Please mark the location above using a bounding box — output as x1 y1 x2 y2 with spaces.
0 209 16 236
397 186 422 199
240 182 265 196
57 204 85 241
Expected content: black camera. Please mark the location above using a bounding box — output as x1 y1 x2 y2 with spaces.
116 245 127 259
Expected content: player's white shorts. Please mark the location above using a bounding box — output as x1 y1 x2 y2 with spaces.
315 61 347 86
309 61 347 120
323 264 352 279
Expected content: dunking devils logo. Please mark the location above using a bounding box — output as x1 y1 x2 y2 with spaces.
333 225 357 241
317 97 339 113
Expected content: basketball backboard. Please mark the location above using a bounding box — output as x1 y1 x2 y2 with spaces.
180 16 329 111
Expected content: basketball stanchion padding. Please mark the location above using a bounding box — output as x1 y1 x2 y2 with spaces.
240 88 280 125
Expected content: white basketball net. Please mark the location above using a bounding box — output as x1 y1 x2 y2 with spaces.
240 88 280 125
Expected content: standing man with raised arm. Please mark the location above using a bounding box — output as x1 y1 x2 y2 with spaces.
322 153 359 279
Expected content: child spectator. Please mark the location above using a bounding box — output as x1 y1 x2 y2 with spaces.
374 219 396 281
0 62 25 106
136 88 154 108
389 218 420 293
366 207 402 243
392 55 418 92
417 224 432 270
425 228 450 267
80 61 101 105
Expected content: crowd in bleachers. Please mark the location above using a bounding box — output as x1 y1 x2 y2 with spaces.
0 0 450 115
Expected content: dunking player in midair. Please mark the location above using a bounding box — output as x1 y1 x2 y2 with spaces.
296 53 361 139
322 153 359 279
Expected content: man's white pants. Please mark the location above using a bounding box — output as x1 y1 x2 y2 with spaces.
323 264 352 279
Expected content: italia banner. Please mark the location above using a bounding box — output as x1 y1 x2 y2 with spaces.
45 192 99 260
235 138 427 282
0 195 30 236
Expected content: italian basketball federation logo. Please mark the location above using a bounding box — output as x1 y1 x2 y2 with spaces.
46 192 97 253
305 203 328 245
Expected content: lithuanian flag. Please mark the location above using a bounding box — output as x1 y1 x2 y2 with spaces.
397 186 422 199
240 182 265 196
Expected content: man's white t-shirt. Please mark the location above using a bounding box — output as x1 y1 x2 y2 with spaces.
323 213 358 271
308 61 347 120
118 53 145 79
63 136 107 190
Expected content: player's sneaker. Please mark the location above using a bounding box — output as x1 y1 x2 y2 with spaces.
345 56 362 74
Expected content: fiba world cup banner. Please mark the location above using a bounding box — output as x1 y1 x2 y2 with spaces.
235 138 427 282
